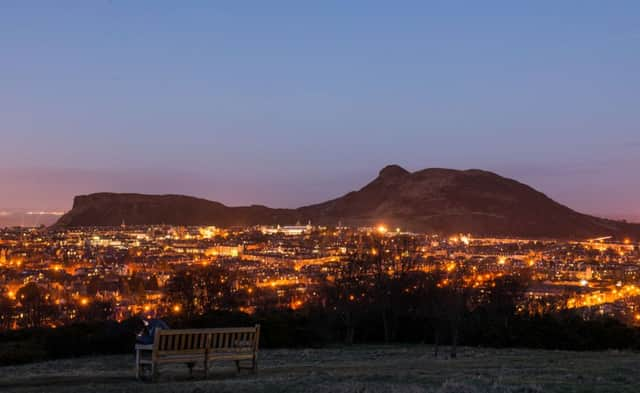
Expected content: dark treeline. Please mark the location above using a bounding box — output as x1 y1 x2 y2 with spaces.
2 308 639 366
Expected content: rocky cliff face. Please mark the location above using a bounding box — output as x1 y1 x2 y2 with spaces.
54 165 640 239
54 193 298 227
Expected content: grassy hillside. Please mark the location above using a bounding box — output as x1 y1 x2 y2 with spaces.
0 345 638 393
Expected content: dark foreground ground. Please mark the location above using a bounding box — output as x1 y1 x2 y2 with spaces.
0 345 638 393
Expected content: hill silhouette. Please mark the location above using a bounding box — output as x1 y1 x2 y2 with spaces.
54 165 640 239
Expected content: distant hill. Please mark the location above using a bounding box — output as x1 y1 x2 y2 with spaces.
53 165 640 239
53 193 296 228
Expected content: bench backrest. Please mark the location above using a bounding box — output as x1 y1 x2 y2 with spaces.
152 325 260 356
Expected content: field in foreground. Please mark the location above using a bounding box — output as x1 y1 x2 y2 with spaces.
0 345 638 393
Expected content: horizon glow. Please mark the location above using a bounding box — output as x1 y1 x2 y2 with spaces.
1 1 639 221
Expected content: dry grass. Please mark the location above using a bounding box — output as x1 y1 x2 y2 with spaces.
0 345 638 393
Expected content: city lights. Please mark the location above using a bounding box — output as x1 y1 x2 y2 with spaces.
0 223 639 331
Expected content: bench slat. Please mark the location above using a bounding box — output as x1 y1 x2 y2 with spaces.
158 327 258 335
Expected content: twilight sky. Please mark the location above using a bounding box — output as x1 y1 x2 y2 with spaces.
1 1 639 221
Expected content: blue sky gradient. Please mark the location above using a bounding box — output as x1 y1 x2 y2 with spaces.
1 1 639 220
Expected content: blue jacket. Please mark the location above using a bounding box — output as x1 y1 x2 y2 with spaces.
136 319 170 345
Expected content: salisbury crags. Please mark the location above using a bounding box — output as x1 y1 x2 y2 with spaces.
54 165 640 239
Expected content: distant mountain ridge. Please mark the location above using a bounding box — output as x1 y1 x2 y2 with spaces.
53 165 640 239
55 193 296 228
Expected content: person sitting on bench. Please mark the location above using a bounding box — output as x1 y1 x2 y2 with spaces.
136 318 169 345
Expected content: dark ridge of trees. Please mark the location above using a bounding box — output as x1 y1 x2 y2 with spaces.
2 307 640 366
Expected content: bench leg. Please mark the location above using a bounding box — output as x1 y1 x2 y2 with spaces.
151 362 158 382
233 356 258 374
135 349 140 380
251 355 258 374
204 357 208 378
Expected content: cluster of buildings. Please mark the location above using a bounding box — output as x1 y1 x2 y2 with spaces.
0 223 638 329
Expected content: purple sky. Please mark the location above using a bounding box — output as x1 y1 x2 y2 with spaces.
1 1 639 221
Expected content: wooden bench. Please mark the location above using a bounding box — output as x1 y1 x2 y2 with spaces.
135 325 260 381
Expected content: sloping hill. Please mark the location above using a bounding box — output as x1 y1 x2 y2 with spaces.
53 165 640 239
53 193 297 227
297 165 638 238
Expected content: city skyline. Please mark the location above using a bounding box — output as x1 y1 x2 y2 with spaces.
1 1 639 221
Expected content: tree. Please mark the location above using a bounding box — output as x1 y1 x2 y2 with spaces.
166 271 197 319
0 294 13 330
78 300 114 321
199 265 236 312
427 266 473 358
406 271 440 343
16 282 55 328
482 273 530 343
322 251 369 344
